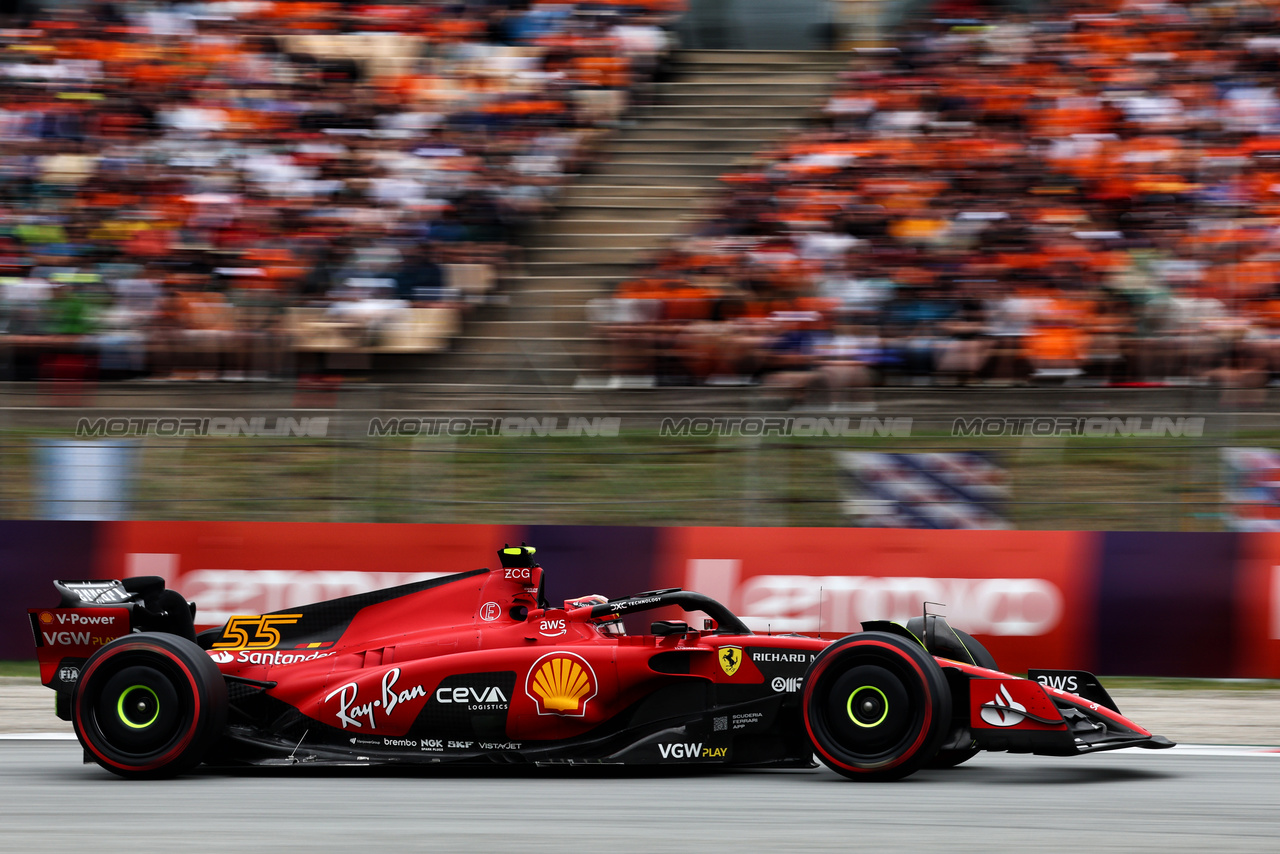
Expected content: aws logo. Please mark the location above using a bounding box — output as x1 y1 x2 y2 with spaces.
525 652 597 717
718 646 742 677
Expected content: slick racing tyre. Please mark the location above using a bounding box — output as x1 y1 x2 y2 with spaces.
928 629 996 770
803 632 951 781
73 633 227 779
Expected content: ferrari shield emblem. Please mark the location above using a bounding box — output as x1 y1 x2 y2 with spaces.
718 646 742 677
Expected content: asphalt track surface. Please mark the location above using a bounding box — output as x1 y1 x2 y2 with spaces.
2 740 1279 853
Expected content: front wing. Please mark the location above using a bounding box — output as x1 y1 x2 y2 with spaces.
942 661 1175 756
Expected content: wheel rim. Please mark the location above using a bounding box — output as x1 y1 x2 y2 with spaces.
117 685 161 730
808 644 931 770
84 657 191 763
847 685 889 728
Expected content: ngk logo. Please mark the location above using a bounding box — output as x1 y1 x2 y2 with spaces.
737 575 1062 636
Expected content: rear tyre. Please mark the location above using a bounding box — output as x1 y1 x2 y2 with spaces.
802 632 951 781
73 633 227 779
929 629 997 769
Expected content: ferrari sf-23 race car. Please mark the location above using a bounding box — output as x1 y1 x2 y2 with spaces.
28 545 1172 780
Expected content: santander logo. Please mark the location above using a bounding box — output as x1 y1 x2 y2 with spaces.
980 683 1028 727
209 651 234 664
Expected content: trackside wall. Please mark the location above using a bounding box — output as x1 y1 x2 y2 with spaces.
4 521 1278 677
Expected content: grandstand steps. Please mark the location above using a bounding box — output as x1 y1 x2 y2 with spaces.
591 150 762 165
419 50 846 392
659 76 837 89
575 172 723 187
631 105 816 120
540 218 694 236
533 236 668 252
559 184 706 201
588 160 741 177
553 204 704 219
676 49 849 62
597 138 767 155
611 129 781 143
525 248 649 264
520 261 639 278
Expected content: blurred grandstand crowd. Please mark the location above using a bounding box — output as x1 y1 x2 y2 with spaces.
600 1 1280 401
0 0 676 381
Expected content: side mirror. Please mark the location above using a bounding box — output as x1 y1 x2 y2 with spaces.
651 620 689 637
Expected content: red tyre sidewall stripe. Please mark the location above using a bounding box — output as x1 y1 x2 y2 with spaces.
803 639 934 774
75 641 203 773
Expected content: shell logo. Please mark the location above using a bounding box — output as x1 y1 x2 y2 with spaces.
525 652 597 717
39 612 54 625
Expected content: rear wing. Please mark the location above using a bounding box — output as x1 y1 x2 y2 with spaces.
28 577 196 718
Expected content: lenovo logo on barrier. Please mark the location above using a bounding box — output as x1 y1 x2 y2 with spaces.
739 575 1062 636
709 569 1062 636
126 556 447 624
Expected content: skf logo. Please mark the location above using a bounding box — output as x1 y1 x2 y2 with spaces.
981 683 1028 727
718 646 742 677
525 652 597 716
211 614 302 650
539 619 567 638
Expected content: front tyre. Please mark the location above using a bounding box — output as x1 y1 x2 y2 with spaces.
74 634 227 779
802 632 951 781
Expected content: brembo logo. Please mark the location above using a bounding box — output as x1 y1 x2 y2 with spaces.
525 652 597 716
980 683 1028 727
738 575 1063 636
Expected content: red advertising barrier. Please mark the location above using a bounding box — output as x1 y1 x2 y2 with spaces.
1234 533 1280 678
95 521 519 629
653 527 1101 675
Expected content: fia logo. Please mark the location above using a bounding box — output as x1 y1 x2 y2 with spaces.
718 646 742 677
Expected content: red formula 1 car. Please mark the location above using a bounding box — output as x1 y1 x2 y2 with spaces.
28 545 1172 780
